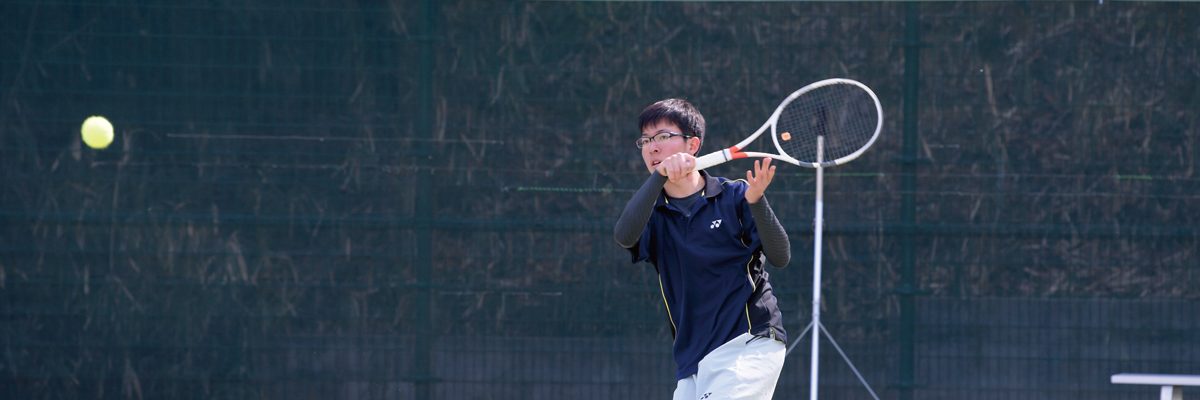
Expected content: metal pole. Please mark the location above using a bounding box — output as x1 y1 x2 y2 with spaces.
413 0 437 399
809 136 825 400
898 3 921 400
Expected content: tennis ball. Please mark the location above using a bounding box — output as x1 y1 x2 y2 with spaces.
81 116 114 149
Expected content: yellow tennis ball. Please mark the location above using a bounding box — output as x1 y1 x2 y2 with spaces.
81 116 114 149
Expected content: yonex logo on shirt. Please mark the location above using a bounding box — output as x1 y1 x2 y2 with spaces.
710 219 722 229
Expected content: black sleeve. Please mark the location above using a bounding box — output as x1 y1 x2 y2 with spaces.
749 195 790 268
614 172 668 249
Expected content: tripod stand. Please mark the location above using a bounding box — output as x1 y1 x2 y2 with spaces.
784 136 880 400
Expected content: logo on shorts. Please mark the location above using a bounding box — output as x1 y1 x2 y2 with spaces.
700 393 712 400
710 219 722 229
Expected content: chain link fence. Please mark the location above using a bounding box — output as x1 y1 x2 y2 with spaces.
2 1 1196 399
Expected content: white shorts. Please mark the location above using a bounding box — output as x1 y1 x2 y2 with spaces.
673 332 787 400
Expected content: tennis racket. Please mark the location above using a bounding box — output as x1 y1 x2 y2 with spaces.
693 78 883 170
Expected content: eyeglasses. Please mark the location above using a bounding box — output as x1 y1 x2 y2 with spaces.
636 131 692 149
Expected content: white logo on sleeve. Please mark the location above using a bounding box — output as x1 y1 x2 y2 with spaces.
710 219 722 229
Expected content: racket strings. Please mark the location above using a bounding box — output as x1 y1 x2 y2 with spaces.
776 83 879 165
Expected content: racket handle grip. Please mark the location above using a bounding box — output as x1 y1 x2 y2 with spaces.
693 150 731 171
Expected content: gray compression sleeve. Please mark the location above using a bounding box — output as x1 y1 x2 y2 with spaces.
749 196 791 268
614 172 668 249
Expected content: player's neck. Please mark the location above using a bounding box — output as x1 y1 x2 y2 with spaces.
662 171 704 198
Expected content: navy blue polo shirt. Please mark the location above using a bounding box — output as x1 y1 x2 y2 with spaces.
628 171 788 381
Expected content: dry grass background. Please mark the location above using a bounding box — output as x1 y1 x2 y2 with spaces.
1 1 1197 397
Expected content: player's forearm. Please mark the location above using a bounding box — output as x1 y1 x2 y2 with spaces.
614 172 668 249
749 196 790 268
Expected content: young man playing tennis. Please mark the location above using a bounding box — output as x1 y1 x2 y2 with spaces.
615 99 791 400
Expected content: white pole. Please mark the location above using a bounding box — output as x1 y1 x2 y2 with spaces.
809 135 825 400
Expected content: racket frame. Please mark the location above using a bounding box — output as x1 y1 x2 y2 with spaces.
693 78 883 170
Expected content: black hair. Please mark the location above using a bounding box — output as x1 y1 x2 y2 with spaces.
638 98 705 156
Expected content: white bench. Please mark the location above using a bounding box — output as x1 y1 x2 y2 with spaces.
1112 373 1200 400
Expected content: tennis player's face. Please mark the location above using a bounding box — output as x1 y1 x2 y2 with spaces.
640 120 695 173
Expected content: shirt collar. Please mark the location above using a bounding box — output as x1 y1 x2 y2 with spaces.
655 170 725 208
701 170 724 198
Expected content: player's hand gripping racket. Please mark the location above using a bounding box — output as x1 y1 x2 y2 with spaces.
693 78 883 170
